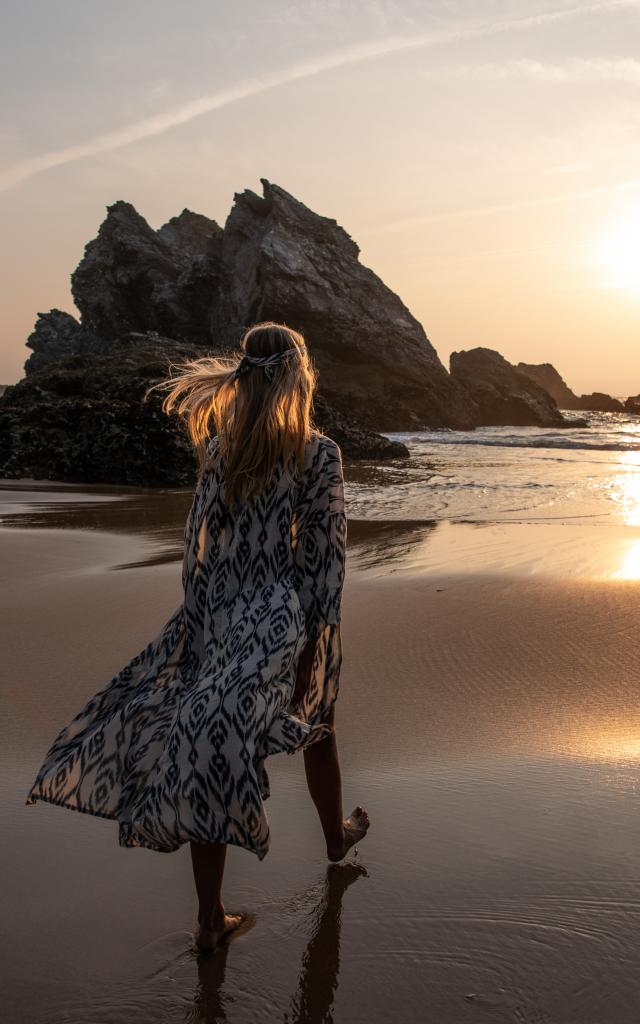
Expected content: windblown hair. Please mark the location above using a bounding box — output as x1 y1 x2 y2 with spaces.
147 322 318 510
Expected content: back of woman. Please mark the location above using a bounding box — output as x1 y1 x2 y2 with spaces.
25 320 369 955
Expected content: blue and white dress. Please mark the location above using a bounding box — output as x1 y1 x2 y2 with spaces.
25 432 346 860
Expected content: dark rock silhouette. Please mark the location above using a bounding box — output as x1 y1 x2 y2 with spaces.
0 339 201 486
218 182 473 432
625 394 640 415
516 362 623 413
3 179 605 487
575 392 624 413
69 203 225 343
451 348 571 427
7 179 483 483
516 362 578 409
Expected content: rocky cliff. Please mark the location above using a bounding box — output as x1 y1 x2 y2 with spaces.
451 349 576 427
1 180 481 486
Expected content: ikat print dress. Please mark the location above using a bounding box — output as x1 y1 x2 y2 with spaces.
25 431 346 860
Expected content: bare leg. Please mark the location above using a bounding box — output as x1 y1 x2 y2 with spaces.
303 708 370 861
189 841 244 952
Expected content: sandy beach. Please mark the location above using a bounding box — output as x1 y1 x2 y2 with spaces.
2 481 640 1023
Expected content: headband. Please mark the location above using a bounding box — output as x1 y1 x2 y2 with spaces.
231 346 304 383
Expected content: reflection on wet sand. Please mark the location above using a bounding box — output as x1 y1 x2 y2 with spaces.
191 864 367 1024
0 485 194 567
285 864 367 1024
6 482 640 581
0 481 436 573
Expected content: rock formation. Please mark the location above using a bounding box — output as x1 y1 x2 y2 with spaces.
625 395 640 415
1 179 493 485
515 362 578 409
6 179 610 488
516 362 623 413
575 392 624 413
450 348 574 427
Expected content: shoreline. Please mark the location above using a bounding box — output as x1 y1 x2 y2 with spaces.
3 477 640 583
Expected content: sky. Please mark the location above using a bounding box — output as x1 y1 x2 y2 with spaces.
2 0 640 395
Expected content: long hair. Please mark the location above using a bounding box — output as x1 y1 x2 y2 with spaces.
147 322 318 509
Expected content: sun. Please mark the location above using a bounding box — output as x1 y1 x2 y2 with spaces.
596 210 640 292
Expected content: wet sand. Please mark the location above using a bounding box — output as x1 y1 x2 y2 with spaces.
3 485 640 1022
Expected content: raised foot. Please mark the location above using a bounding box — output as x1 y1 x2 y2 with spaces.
193 911 247 954
327 806 370 862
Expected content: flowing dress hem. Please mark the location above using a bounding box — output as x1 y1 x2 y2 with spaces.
24 791 270 860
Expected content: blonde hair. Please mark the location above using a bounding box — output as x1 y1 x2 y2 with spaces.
147 321 318 509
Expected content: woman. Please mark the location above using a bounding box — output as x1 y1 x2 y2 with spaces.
25 321 370 953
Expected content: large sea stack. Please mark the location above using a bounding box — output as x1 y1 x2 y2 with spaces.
0 180 478 486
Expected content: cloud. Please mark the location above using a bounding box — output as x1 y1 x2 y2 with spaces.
0 0 636 192
364 176 640 233
421 56 640 83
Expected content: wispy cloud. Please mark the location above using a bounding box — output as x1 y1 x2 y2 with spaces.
364 176 640 233
0 0 636 192
420 56 640 83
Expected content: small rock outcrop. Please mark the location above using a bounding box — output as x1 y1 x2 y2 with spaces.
450 348 568 427
575 392 624 413
516 363 623 413
625 395 640 415
515 362 578 409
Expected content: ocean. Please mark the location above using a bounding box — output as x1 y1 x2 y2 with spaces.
345 411 640 526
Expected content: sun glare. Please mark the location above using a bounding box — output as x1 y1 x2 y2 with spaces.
596 210 640 292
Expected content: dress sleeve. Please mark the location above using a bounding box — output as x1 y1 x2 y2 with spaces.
293 438 347 640
289 438 347 739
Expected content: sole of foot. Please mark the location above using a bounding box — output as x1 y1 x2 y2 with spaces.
328 806 370 862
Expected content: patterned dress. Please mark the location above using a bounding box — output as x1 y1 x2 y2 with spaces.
25 431 346 860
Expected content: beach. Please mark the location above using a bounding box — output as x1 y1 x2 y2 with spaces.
3 451 640 1023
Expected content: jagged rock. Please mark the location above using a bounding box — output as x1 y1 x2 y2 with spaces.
64 181 473 431
70 201 225 341
451 348 567 427
4 179 496 483
25 310 100 375
220 180 474 431
516 362 579 409
625 395 640 415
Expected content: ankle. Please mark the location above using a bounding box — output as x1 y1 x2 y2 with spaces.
199 899 225 929
326 828 345 860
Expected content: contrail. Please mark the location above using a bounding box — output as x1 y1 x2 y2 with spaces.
0 0 636 192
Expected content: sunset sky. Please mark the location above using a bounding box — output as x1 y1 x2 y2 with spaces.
3 0 640 395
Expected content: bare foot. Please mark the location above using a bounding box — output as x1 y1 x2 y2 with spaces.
193 908 246 954
327 806 370 862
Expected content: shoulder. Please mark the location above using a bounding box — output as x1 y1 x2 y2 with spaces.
308 430 342 462
302 432 344 491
